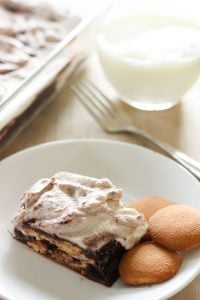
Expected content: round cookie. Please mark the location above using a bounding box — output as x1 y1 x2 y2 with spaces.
149 204 200 251
119 241 183 285
127 196 175 221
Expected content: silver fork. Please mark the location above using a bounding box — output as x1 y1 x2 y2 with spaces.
71 78 200 180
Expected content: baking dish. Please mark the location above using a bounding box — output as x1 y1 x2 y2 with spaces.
0 0 99 152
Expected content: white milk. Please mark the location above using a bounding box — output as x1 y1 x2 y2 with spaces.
97 14 200 110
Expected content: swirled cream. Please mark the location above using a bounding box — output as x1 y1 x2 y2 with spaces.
13 172 147 250
0 0 79 100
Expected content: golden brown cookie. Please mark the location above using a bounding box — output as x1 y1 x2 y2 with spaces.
118 241 183 285
127 196 175 221
128 196 175 241
149 205 200 251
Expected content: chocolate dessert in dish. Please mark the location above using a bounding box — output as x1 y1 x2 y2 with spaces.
13 172 147 286
0 0 80 103
0 0 82 150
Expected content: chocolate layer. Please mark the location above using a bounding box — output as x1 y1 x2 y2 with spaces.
14 226 125 287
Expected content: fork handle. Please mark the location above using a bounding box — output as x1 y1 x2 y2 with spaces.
125 125 200 180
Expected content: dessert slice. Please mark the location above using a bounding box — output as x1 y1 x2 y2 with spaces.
13 172 147 286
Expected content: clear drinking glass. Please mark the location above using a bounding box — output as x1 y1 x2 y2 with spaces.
97 0 200 111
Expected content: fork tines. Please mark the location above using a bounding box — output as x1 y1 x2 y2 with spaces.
71 78 115 119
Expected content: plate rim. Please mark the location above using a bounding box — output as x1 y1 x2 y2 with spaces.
0 138 199 184
0 138 200 300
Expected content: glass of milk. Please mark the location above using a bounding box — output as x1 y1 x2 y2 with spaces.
97 0 200 111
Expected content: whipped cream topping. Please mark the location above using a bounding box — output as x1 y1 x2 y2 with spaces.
13 172 147 250
0 0 79 102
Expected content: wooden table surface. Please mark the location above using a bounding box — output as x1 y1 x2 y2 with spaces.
1 4 200 297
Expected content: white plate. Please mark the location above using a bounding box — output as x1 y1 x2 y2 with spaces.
0 139 200 300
